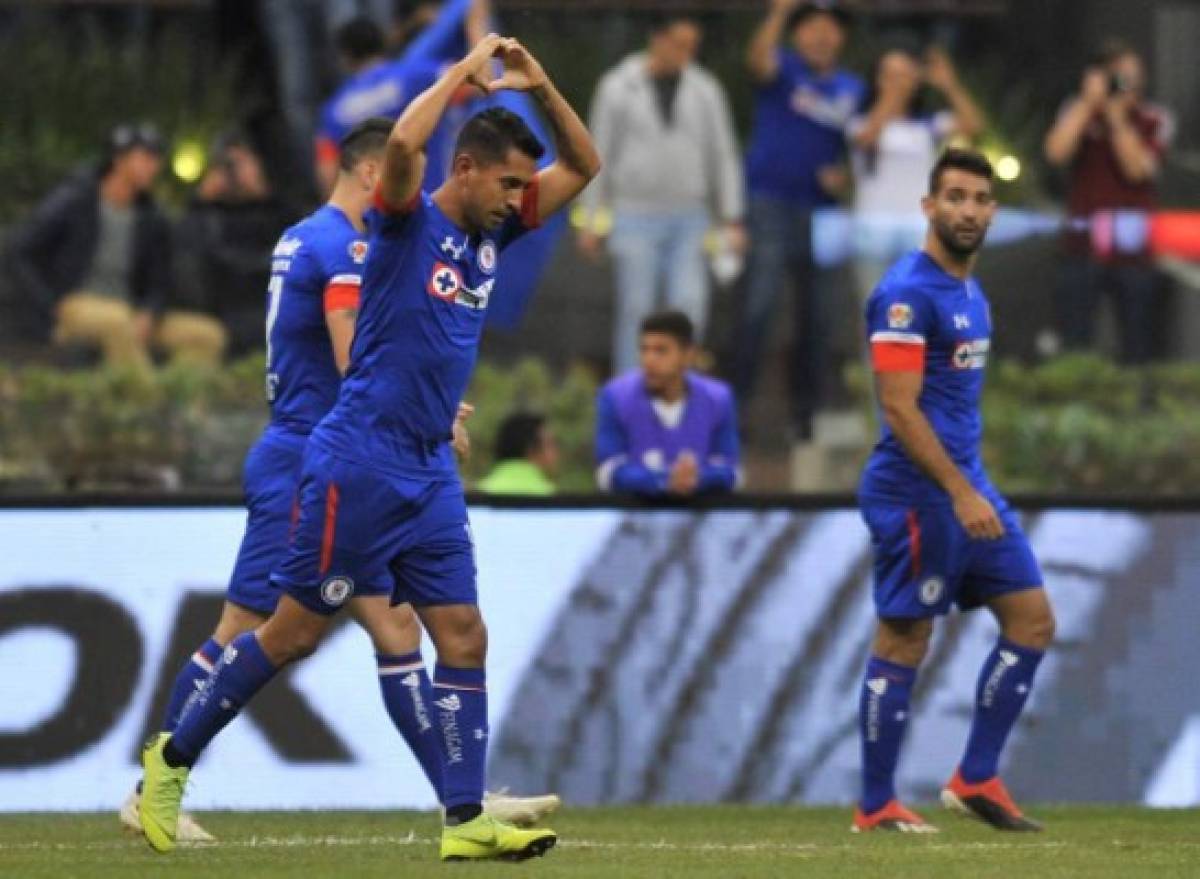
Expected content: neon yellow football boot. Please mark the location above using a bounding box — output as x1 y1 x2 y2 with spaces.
440 812 557 861
138 733 190 853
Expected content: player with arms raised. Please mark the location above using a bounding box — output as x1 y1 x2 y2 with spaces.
138 35 600 862
854 149 1056 833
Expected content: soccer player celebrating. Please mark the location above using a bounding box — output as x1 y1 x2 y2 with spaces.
139 35 600 861
123 117 554 842
854 149 1055 833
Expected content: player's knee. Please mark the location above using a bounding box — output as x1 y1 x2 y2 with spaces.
366 604 423 655
874 617 933 667
1009 605 1055 651
436 613 487 667
258 619 323 665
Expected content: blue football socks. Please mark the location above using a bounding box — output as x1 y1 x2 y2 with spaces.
960 638 1044 783
168 631 278 766
859 655 918 814
377 652 445 801
161 637 223 733
432 664 487 815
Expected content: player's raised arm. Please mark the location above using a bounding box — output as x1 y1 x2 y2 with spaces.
484 40 601 219
380 33 505 209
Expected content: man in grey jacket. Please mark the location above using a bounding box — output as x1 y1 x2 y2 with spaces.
578 14 745 374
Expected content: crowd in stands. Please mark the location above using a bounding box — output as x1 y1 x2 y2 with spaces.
0 0 1180 495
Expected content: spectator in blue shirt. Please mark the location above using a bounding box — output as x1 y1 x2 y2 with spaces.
735 0 863 441
596 311 739 498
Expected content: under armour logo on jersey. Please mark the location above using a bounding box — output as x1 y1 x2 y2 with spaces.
954 314 971 330
440 235 466 260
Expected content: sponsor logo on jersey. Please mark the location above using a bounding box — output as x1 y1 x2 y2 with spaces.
919 576 945 606
952 339 990 370
477 239 497 275
455 278 494 311
319 576 354 607
428 262 464 303
953 313 971 330
348 240 369 264
888 303 914 329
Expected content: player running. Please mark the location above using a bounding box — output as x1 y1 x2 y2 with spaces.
123 117 556 843
854 149 1056 833
138 35 600 861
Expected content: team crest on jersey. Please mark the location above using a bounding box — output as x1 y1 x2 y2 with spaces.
952 339 990 370
919 577 945 606
348 240 369 264
428 262 465 303
477 240 497 275
320 576 355 607
887 303 914 329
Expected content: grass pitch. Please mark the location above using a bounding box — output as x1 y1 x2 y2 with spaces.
1 806 1197 878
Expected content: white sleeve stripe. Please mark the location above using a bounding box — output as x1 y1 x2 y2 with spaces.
595 456 626 492
870 331 926 344
328 274 362 287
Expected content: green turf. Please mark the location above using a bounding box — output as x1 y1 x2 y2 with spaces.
1 806 1197 878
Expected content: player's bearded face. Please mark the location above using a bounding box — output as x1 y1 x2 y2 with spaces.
461 149 537 232
925 171 996 257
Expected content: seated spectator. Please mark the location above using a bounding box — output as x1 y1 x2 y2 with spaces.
477 412 559 496
6 123 223 367
578 13 745 374
1043 39 1174 364
596 311 739 498
848 45 983 299
173 132 293 357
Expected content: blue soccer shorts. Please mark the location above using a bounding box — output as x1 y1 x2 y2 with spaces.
272 444 477 616
860 493 1043 619
225 430 306 615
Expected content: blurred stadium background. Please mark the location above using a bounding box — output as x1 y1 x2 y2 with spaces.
0 0 1198 871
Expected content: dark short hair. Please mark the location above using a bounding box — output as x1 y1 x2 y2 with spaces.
335 16 385 64
339 117 392 171
454 108 545 167
640 310 695 347
647 12 700 37
929 148 994 195
102 122 165 174
493 412 547 462
787 2 851 35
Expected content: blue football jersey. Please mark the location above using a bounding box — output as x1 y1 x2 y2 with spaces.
859 250 993 506
311 187 539 477
265 205 369 434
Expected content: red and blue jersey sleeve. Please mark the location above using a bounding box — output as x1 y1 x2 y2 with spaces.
866 285 936 373
319 232 369 314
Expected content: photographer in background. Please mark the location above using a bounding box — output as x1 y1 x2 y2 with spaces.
1044 39 1175 364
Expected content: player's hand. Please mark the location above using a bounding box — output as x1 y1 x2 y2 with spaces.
952 489 1005 540
485 38 548 94
462 33 505 94
667 452 699 496
452 402 475 461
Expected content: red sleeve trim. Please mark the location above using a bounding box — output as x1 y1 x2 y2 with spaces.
315 137 340 165
373 184 420 216
871 341 926 373
519 176 541 230
323 282 360 313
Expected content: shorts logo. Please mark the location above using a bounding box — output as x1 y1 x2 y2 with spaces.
320 576 354 607
919 576 944 606
427 262 464 303
888 303 914 329
348 240 369 264
477 240 497 275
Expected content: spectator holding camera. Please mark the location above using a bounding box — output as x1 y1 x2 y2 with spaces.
735 0 862 442
1044 39 1175 363
848 45 984 298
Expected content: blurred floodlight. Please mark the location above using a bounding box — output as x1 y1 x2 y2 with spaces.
173 141 206 183
995 155 1021 182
